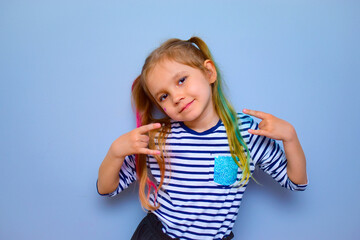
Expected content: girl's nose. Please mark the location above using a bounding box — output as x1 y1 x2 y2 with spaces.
172 92 185 105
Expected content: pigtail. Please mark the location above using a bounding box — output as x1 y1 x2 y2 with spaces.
187 37 212 59
131 76 161 210
188 36 253 186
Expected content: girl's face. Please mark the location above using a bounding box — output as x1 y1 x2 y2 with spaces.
146 59 219 131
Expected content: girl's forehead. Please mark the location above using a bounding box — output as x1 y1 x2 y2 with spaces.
147 60 189 82
151 59 187 73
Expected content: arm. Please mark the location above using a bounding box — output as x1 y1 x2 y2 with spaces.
97 123 162 196
243 109 308 186
282 128 307 185
97 146 125 195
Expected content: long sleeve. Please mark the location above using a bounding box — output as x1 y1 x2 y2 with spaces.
245 115 307 191
96 154 137 197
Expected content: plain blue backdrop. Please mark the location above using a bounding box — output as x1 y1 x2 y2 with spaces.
1 1 359 239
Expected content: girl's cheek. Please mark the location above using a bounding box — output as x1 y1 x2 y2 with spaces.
164 108 166 112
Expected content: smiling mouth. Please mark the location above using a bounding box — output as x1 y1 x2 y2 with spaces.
180 100 194 113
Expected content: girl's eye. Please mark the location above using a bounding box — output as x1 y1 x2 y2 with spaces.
178 77 187 85
159 94 168 102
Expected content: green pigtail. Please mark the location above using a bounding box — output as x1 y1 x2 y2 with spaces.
188 36 253 186
215 74 252 186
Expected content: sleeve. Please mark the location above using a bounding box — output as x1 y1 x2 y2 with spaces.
96 154 138 197
245 115 308 191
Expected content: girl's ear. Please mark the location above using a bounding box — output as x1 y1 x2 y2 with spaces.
203 60 217 84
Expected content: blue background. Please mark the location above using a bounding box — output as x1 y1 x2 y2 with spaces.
1 1 359 239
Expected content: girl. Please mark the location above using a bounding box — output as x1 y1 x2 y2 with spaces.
97 37 308 240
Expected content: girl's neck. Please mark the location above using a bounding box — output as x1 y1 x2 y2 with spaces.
183 108 220 133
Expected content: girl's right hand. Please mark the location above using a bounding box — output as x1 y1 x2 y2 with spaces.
109 123 162 159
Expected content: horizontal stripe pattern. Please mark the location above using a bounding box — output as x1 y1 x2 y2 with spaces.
97 113 307 239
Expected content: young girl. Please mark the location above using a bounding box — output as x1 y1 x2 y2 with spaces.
97 37 308 240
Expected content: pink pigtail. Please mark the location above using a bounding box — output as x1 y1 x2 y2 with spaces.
131 78 159 206
146 178 158 203
131 78 142 172
135 111 141 128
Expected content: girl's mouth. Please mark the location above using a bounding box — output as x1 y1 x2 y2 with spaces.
180 99 194 113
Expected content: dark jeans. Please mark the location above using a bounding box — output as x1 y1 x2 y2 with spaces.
131 212 234 240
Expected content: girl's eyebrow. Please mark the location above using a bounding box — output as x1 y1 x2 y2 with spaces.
171 71 187 81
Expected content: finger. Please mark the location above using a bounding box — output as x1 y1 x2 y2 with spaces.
139 135 150 143
243 109 267 119
248 128 268 136
137 123 162 133
137 141 149 149
258 120 265 129
139 148 161 155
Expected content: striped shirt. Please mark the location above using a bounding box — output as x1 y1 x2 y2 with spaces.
97 113 307 240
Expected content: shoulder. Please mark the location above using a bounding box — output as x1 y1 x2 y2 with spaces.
236 112 256 129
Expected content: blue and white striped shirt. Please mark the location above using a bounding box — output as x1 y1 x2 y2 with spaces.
98 113 307 240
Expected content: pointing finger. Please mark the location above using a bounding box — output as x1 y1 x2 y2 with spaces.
137 123 162 134
243 109 267 119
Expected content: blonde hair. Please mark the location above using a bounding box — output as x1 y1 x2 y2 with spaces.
132 37 252 210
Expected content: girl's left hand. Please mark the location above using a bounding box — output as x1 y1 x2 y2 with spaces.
243 109 296 143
